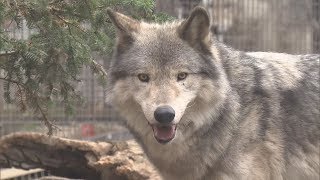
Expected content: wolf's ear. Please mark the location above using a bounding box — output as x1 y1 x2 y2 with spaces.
107 9 139 45
178 7 211 52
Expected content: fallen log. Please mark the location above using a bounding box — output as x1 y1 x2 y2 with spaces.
0 132 161 180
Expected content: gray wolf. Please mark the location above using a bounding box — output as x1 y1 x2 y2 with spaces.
106 7 319 180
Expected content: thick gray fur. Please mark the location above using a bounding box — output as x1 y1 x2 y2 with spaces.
106 7 319 180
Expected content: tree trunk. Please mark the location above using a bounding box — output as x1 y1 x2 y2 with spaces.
0 132 161 180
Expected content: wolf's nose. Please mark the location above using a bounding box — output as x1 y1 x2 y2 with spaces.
154 106 175 124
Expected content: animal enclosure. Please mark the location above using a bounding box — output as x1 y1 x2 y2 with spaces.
0 0 319 143
0 0 319 179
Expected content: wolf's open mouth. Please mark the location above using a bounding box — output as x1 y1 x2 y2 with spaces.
150 124 177 144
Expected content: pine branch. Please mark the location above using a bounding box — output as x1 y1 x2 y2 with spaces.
0 0 169 136
0 77 21 85
91 59 107 77
55 14 86 33
0 51 16 61
16 84 26 112
33 95 60 136
0 77 60 135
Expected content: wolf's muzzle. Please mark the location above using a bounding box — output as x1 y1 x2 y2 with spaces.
154 105 175 124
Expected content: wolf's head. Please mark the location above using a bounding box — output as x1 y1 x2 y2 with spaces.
107 7 229 145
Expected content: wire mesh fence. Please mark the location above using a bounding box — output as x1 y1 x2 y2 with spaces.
157 0 320 54
1 0 319 139
0 0 319 179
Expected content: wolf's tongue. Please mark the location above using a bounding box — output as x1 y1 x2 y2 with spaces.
152 125 176 143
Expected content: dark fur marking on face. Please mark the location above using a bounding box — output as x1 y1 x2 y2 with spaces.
110 70 129 84
114 35 135 56
199 54 220 80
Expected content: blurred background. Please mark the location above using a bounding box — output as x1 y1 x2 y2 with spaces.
1 0 319 138
0 0 319 179
1 0 320 149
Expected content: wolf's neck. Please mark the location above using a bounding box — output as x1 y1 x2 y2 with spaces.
214 42 242 79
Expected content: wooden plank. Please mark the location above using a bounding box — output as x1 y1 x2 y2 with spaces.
0 168 44 179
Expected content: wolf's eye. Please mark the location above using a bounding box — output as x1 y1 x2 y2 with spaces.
177 72 188 81
138 73 150 82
